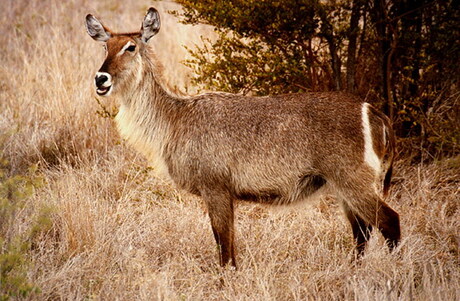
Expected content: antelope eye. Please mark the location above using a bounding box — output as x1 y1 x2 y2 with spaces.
126 45 136 52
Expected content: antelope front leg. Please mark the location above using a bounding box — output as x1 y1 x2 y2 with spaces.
204 192 237 268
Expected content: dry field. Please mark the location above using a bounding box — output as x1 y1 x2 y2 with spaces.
1 0 459 300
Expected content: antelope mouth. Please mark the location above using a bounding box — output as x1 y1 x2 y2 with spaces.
96 85 112 96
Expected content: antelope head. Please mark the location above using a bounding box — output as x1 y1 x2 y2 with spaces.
85 8 160 96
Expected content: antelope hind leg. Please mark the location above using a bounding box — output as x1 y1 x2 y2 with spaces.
375 201 400 251
338 173 401 253
345 195 400 252
342 201 373 256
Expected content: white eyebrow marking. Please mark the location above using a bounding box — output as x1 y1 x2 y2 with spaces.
117 41 134 56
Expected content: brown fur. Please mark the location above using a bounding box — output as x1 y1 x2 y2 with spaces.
86 8 400 268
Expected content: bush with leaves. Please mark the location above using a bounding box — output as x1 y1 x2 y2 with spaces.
175 0 343 95
0 149 49 300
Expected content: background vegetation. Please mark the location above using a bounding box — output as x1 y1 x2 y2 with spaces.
0 0 458 300
176 0 460 160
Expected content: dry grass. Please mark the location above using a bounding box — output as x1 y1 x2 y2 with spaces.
1 0 459 300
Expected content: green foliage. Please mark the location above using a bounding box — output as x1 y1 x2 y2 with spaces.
177 0 337 95
177 0 319 40
0 241 36 300
0 149 48 300
185 33 314 95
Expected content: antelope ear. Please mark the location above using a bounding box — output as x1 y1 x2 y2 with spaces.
86 14 111 42
141 7 160 43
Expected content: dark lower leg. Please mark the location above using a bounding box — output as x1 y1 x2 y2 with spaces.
377 203 401 251
339 173 401 254
211 226 236 268
349 198 401 252
206 196 237 268
343 203 373 255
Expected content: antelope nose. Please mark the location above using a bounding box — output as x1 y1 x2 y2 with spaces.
95 74 108 88
94 72 112 96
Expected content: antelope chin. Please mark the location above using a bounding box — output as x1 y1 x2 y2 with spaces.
96 85 112 96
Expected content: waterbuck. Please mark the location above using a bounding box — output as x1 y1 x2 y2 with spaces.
85 7 400 268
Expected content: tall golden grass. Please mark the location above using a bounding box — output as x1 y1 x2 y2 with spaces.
1 0 458 300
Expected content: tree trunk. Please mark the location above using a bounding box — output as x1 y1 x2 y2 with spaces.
319 5 343 91
371 0 394 119
404 0 423 98
346 0 362 92
328 39 342 91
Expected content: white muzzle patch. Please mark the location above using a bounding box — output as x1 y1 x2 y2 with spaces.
95 72 113 96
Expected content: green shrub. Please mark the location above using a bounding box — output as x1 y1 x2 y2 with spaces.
0 152 48 300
